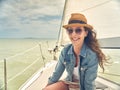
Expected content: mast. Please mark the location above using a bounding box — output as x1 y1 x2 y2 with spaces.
57 0 68 46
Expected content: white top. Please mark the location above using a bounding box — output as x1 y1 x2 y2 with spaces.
73 56 80 81
73 65 79 81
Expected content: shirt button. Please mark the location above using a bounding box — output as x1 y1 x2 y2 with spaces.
81 67 84 71
64 62 66 65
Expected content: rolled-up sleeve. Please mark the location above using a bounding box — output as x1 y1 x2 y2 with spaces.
48 49 65 85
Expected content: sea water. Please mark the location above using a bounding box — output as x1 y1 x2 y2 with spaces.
0 38 120 90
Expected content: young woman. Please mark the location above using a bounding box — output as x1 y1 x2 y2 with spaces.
43 13 108 90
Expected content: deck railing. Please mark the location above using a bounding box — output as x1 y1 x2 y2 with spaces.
0 41 57 90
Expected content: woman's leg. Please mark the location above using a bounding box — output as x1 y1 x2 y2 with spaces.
43 81 69 90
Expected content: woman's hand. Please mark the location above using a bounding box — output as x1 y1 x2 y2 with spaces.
69 84 79 89
42 84 50 90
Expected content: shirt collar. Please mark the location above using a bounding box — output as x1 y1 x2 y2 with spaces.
80 43 87 58
67 43 87 58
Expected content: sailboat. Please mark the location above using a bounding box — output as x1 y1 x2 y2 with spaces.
20 0 120 90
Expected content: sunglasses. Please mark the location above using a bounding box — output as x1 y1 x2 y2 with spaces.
67 28 83 35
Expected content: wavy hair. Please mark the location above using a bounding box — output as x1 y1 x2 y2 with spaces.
84 27 108 72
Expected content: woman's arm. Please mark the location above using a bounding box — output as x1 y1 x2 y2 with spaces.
47 49 65 85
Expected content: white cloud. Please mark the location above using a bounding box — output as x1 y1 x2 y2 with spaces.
0 0 65 38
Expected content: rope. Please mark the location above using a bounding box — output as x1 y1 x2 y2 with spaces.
81 0 113 12
5 45 38 60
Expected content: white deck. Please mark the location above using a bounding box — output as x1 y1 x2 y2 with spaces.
20 61 120 90
20 61 57 90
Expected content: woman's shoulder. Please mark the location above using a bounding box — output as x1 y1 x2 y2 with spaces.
85 45 98 59
84 44 95 54
61 44 72 55
86 47 99 64
62 44 72 51
64 44 72 48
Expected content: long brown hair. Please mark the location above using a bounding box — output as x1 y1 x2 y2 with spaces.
84 27 108 72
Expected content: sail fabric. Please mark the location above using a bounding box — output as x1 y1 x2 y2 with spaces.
59 0 120 46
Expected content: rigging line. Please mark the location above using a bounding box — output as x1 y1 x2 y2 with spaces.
4 45 38 60
57 0 67 46
0 57 41 89
81 0 113 12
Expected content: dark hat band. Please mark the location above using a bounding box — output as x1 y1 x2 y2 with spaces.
68 20 86 24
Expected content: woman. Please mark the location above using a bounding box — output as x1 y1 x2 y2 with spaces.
43 13 108 90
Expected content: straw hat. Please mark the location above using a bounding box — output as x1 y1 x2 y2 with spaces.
63 13 93 29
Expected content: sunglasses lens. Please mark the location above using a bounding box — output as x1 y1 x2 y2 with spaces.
67 28 82 34
75 28 82 34
67 29 73 34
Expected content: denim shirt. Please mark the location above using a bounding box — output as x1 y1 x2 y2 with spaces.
48 43 99 90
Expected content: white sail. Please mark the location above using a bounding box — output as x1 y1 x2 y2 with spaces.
59 0 120 46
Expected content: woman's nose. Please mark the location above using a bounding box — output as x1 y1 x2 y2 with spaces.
71 31 77 36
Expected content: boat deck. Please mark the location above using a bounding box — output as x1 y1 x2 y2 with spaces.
20 61 119 90
26 61 56 90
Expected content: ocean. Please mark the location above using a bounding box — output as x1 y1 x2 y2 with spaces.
0 38 56 60
0 38 120 90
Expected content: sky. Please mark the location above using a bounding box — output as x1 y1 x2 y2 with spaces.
0 0 120 39
0 0 65 39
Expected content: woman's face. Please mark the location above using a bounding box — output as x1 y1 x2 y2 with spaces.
66 26 88 46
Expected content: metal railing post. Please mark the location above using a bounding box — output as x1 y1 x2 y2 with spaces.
39 44 45 67
4 59 7 90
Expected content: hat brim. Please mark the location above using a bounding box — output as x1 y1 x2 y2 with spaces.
63 23 93 30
